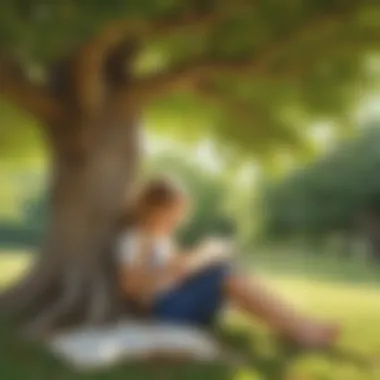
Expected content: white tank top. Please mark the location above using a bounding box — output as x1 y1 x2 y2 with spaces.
116 230 174 268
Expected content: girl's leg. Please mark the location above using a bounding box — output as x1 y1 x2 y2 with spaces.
224 273 339 348
154 262 338 348
154 264 228 326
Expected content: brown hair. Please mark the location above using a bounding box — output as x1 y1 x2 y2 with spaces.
120 176 186 229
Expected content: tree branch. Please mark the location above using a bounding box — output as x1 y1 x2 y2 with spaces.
269 33 380 82
103 1 253 44
193 81 302 149
0 56 62 122
132 1 252 41
71 24 131 114
72 1 252 114
128 7 361 103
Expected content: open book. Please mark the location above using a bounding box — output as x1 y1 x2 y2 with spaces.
186 237 235 274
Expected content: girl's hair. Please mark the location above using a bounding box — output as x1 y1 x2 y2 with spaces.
120 176 186 229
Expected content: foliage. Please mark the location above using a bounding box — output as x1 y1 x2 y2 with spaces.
2 1 380 161
0 223 42 248
261 121 380 239
0 188 46 248
0 102 45 161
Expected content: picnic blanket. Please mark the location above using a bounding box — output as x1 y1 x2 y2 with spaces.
49 321 221 370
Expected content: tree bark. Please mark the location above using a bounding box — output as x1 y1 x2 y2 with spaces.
1 104 141 334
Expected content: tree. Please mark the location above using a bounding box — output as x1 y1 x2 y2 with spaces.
260 124 380 260
1 0 380 333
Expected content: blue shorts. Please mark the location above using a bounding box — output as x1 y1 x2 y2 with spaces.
152 263 230 327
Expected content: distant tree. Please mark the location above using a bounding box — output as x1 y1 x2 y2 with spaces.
0 223 42 248
261 124 380 260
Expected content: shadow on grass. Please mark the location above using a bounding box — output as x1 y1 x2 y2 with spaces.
216 328 376 380
0 320 375 380
249 252 380 288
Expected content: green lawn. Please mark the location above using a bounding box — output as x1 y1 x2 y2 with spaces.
0 250 379 380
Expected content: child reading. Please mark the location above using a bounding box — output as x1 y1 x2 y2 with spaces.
116 177 339 348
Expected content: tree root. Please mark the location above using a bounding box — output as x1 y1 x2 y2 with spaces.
22 265 86 336
18 264 125 337
86 270 113 325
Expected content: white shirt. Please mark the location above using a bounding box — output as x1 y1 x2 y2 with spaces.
116 230 174 269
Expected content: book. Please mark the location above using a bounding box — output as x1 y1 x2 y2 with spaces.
186 237 235 273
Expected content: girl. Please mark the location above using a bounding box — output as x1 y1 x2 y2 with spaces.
117 177 339 348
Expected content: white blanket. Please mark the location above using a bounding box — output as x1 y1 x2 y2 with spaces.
48 321 221 370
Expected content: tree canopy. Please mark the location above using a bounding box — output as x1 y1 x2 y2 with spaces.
2 0 380 162
3 0 380 333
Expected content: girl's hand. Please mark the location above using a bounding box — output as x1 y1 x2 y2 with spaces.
198 237 234 260
186 238 234 273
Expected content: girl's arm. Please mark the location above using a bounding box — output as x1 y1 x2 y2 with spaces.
176 238 233 275
117 237 191 299
118 237 231 299
155 239 232 287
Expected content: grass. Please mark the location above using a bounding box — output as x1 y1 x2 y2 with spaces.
0 249 380 380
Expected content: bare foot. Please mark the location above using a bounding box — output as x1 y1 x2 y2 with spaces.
291 322 340 349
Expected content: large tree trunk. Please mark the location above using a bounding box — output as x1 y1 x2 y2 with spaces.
0 31 150 335
1 105 141 334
